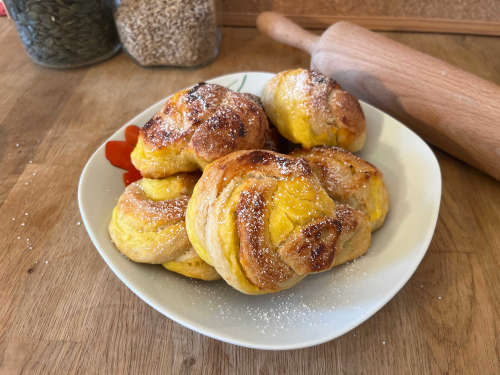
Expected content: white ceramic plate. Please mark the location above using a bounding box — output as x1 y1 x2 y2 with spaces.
78 72 441 350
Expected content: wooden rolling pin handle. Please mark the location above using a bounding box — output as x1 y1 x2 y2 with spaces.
257 12 500 181
256 12 319 55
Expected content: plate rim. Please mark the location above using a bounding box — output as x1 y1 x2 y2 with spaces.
78 71 441 350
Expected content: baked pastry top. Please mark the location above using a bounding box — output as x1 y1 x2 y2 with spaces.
292 146 389 231
186 150 371 294
131 83 269 178
108 173 219 280
261 69 366 151
109 70 390 290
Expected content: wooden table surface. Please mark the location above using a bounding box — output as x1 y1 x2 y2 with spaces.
1 19 499 374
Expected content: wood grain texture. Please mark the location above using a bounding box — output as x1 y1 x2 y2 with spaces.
224 14 500 36
222 0 500 21
221 0 500 35
223 0 500 20
258 13 500 180
315 24 500 181
1 19 499 374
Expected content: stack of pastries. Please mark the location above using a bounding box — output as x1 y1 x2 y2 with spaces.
108 68 389 294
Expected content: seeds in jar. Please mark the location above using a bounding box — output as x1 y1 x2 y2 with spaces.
114 0 218 67
3 0 119 68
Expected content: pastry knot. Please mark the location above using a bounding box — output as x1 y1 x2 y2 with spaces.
186 150 371 294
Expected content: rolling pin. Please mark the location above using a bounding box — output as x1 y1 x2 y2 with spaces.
257 12 500 181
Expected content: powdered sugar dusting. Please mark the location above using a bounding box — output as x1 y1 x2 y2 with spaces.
175 257 369 337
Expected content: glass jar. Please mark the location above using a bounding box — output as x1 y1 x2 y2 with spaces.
113 0 220 67
4 0 120 69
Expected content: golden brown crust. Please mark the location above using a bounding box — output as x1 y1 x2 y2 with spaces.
236 187 295 290
209 150 314 195
278 203 370 274
261 69 366 151
230 149 313 176
291 146 389 231
162 248 220 281
108 179 192 264
278 217 340 275
108 174 220 281
132 83 269 178
186 150 371 294
118 183 189 225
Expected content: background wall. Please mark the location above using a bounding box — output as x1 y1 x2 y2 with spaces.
221 0 500 35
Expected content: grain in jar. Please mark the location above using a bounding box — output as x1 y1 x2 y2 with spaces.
114 0 219 67
3 0 120 69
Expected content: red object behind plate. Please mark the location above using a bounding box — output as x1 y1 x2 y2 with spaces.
123 168 142 186
105 125 142 186
125 125 140 146
0 1 7 17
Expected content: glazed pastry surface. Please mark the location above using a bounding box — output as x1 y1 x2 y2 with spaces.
109 174 219 280
292 146 389 231
261 69 366 151
186 150 371 294
131 83 269 178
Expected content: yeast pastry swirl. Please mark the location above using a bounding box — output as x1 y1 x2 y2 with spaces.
261 69 366 151
131 83 269 178
186 150 371 294
292 146 389 231
108 174 219 280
